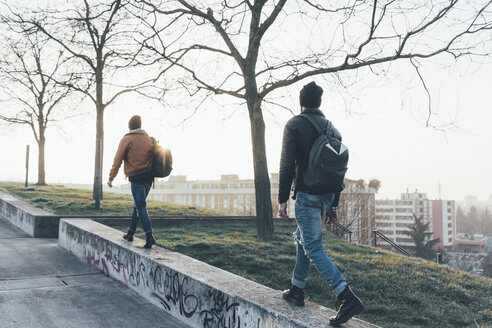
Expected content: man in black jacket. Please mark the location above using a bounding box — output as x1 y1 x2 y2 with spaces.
278 81 365 326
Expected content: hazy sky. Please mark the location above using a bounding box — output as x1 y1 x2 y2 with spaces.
1 55 491 202
1 1 491 203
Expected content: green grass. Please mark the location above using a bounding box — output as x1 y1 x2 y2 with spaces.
0 182 221 216
120 224 491 328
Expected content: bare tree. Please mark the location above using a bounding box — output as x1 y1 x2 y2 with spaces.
356 179 366 190
136 0 491 239
334 179 376 245
3 0 157 204
368 179 381 192
0 25 73 185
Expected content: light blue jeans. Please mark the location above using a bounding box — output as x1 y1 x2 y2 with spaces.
292 192 347 296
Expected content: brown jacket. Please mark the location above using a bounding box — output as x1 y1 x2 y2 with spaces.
109 129 154 181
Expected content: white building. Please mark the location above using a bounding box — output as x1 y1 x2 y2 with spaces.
375 190 456 249
112 174 295 216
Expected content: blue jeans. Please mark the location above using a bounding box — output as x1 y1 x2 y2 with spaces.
291 192 347 296
129 181 153 234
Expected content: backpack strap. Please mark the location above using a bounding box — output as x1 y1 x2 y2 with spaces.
326 120 333 136
299 113 331 136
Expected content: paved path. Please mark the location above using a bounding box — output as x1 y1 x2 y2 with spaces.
0 217 189 328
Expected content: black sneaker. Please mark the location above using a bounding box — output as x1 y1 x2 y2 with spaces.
282 285 305 306
329 286 365 326
123 230 134 242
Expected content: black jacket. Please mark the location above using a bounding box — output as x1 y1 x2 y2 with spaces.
278 107 342 206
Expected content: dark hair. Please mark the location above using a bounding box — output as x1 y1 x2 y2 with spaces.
299 81 323 108
128 115 142 130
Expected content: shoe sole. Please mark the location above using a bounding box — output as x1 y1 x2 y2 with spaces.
329 304 365 326
282 293 305 307
143 241 156 249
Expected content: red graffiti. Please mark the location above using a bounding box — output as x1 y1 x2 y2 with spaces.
83 236 128 286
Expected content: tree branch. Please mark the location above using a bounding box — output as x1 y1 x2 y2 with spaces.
103 88 134 107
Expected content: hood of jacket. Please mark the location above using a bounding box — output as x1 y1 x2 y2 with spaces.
125 128 148 136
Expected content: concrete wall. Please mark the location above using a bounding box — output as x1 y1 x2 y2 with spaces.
59 219 379 328
0 191 59 238
0 191 295 239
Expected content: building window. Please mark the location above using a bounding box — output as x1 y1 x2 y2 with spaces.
396 237 414 243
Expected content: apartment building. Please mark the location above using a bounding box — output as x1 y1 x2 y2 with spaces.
375 190 456 249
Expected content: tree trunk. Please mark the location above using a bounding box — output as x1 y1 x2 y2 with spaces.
93 66 104 204
247 98 274 240
36 107 46 186
37 134 46 185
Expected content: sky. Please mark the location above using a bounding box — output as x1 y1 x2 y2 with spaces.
1 56 491 203
1 1 491 203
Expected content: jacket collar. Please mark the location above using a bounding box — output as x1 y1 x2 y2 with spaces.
126 128 148 136
301 107 325 117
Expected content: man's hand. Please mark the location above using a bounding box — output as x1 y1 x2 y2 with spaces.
323 207 338 225
278 202 289 220
107 180 113 188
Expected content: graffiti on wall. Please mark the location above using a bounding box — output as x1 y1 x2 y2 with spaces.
152 266 199 318
83 236 128 286
201 290 241 328
80 233 242 327
257 317 281 328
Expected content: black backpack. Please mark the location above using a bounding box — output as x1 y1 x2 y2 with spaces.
299 113 348 194
151 138 173 178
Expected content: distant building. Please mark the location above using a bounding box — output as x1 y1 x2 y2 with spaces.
110 175 377 245
112 174 295 216
431 199 456 249
453 233 487 253
375 190 456 249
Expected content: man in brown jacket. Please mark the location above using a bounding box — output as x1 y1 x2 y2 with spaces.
107 115 156 248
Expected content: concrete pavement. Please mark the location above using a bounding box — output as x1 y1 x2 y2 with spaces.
0 217 189 328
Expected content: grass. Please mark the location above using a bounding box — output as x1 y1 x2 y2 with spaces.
118 224 492 328
2 181 490 327
0 182 221 216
